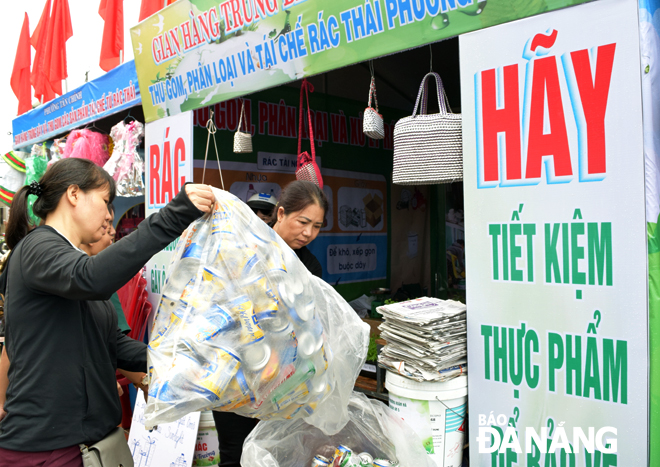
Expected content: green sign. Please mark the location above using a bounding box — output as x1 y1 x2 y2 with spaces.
130 0 592 122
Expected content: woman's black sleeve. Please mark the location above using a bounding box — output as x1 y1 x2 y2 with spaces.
21 188 204 301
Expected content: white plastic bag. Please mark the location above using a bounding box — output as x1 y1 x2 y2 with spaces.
242 391 437 467
145 188 369 431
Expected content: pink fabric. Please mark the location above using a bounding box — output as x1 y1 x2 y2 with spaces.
63 129 110 166
0 445 83 467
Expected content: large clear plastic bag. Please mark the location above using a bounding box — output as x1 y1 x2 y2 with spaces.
242 392 437 467
145 188 369 431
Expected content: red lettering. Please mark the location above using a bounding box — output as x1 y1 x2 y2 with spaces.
209 8 221 38
191 14 204 46
152 36 163 63
149 144 161 205
268 102 278 136
253 0 268 21
227 99 238 131
525 56 572 180
163 33 174 60
167 27 182 55
287 106 296 138
265 0 279 15
481 65 521 183
570 43 616 177
230 0 244 30
180 21 193 50
278 100 287 136
241 0 254 23
259 101 268 134
174 137 186 192
162 138 174 204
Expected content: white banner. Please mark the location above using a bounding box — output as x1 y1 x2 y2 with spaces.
144 111 194 325
460 0 647 464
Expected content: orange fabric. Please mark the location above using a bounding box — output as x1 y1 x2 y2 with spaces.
31 0 55 103
11 14 32 115
47 0 73 96
99 0 124 72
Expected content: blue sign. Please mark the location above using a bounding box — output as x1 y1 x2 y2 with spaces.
12 61 141 150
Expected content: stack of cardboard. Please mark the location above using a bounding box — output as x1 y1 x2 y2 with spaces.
363 193 383 228
378 297 467 382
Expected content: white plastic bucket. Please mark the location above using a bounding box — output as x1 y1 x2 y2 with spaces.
386 372 467 467
193 411 220 466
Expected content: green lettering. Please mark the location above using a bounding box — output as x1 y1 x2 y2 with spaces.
583 336 602 400
503 225 509 281
510 223 523 282
545 223 561 283
490 224 501 281
548 332 564 392
588 222 613 286
494 326 508 382
562 223 570 284
482 325 493 380
603 339 627 404
571 223 586 285
524 223 536 282
566 334 582 397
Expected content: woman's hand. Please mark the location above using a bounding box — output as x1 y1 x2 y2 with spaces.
0 406 6 422
185 184 215 213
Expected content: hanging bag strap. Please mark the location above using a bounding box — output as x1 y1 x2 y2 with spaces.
297 79 316 164
414 72 450 117
238 99 248 133
203 110 225 190
367 61 379 113
367 77 379 113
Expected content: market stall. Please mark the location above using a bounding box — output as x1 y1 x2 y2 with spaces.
2 0 653 463
10 59 146 233
121 0 660 466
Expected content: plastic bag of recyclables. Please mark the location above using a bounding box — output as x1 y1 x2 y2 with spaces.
242 391 436 467
145 188 370 431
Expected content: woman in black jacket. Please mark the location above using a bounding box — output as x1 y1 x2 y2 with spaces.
0 158 213 467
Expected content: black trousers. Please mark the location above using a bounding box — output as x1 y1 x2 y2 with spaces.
212 410 260 467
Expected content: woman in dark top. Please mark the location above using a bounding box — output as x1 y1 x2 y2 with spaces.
213 180 328 467
0 158 213 467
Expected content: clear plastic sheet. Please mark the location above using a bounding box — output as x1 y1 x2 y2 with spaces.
144 188 369 431
241 391 437 467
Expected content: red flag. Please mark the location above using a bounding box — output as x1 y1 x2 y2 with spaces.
11 13 32 115
31 0 55 103
99 0 124 72
47 0 73 96
139 0 175 22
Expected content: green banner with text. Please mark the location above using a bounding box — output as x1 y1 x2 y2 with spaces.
130 0 593 122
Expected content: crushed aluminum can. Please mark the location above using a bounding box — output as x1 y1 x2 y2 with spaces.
311 454 331 467
332 445 352 467
357 452 374 465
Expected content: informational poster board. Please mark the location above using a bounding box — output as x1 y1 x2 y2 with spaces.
128 397 200 467
460 0 648 464
145 111 194 321
193 158 387 289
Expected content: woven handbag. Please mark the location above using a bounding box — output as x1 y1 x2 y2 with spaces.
296 79 323 188
393 72 462 185
363 77 384 139
233 99 253 153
